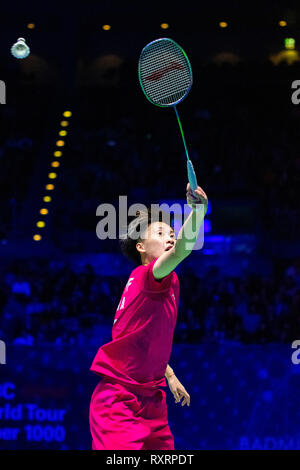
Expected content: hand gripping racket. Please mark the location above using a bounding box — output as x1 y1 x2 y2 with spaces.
138 37 198 192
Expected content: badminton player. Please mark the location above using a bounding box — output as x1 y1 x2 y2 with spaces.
89 182 208 450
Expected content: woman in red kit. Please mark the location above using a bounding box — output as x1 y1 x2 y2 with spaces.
89 182 208 450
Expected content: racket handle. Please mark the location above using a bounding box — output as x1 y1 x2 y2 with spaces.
187 160 198 192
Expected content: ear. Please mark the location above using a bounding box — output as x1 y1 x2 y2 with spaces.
136 241 146 254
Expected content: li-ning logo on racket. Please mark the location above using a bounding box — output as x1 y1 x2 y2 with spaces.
145 62 185 81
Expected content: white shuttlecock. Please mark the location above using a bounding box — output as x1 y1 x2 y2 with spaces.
11 38 30 59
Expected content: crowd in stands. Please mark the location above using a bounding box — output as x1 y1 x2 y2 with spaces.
52 61 300 245
0 61 299 244
0 99 53 241
0 60 299 347
0 255 298 346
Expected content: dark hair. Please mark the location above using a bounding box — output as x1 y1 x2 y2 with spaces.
119 207 174 266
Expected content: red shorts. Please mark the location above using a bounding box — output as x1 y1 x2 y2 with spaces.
89 377 175 450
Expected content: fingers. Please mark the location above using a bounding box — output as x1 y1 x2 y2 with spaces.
187 192 207 206
186 183 207 199
174 391 190 406
181 394 190 406
174 389 181 402
180 397 190 406
193 187 207 200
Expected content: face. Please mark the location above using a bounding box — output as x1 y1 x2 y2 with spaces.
136 221 176 265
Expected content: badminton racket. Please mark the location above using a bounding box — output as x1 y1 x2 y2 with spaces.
138 37 198 192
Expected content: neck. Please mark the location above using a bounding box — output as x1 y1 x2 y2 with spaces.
141 254 153 266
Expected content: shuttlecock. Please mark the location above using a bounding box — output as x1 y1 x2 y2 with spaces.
11 38 30 59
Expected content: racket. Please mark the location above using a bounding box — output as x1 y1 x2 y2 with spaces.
138 37 198 192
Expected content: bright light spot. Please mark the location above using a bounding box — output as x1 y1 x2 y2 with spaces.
160 23 169 29
56 140 65 147
54 151 62 157
46 184 55 190
59 130 67 136
33 234 42 241
60 121 69 127
279 20 287 27
102 25 111 31
43 196 51 202
40 208 48 215
48 173 57 179
219 21 228 28
27 23 35 29
63 111 72 117
36 221 45 228
285 37 295 50
51 161 60 167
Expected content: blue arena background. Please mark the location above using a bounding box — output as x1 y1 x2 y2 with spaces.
1 0 300 451
1 342 300 450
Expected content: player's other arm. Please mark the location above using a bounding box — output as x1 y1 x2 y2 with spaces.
153 183 208 280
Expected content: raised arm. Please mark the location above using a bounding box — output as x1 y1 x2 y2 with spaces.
153 183 208 280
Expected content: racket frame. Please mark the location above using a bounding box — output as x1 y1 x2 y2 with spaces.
138 37 198 192
138 37 193 108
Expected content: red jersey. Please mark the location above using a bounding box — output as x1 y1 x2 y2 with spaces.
90 257 180 390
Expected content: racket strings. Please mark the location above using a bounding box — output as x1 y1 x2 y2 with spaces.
139 39 192 106
141 76 189 103
157 91 187 106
